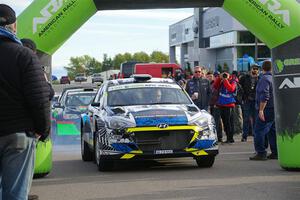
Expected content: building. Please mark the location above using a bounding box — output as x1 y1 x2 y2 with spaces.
169 8 271 73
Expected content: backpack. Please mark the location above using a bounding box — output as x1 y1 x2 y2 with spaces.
233 82 244 104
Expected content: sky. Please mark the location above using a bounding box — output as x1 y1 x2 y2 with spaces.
3 0 193 78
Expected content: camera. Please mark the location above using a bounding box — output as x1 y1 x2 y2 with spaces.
222 73 228 79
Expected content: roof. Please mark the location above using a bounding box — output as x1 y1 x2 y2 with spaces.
107 77 176 87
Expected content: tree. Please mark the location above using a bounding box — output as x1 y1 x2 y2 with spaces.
65 55 102 79
123 52 133 62
102 54 113 71
84 56 102 75
113 54 126 69
132 51 150 62
150 51 169 63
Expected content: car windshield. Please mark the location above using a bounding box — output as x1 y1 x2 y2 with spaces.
65 93 95 107
107 86 191 106
76 73 85 77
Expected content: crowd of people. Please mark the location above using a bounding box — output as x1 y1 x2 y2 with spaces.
174 62 277 161
0 3 278 200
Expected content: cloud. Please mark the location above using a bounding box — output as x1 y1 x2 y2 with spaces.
2 0 32 10
84 22 168 31
96 10 193 21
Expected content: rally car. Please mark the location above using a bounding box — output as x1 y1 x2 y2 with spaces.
80 75 218 171
51 87 97 143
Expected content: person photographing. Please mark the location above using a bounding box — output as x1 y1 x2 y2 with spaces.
213 71 236 143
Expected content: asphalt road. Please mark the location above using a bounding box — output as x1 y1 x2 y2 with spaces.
30 137 300 200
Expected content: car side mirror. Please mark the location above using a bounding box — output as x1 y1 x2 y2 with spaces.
91 102 100 107
53 102 64 108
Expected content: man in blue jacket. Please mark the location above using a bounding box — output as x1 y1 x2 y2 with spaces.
250 60 277 160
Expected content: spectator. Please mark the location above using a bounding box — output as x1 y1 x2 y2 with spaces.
174 70 186 89
21 38 54 101
186 66 211 111
208 71 223 142
206 71 214 83
250 61 277 160
231 71 243 136
213 71 236 143
0 4 50 200
239 64 260 141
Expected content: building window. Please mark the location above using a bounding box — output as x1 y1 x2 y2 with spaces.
204 16 220 30
210 32 236 48
258 46 271 59
185 28 189 35
171 33 176 40
238 31 255 44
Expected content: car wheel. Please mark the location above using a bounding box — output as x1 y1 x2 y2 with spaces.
95 133 114 171
195 155 215 168
33 172 49 179
81 127 93 161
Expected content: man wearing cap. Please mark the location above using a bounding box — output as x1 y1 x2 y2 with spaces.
0 4 50 200
239 64 260 142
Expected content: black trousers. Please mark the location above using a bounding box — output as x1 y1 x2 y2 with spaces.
219 107 234 142
210 106 223 141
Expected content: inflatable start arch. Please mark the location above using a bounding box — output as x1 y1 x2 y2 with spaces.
18 0 300 170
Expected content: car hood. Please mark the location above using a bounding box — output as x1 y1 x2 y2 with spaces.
109 104 202 127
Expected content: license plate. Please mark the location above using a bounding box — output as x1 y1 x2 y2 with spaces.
154 150 173 154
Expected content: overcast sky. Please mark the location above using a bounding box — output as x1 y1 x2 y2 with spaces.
4 0 193 77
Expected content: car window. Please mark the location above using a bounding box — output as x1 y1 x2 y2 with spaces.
94 85 104 103
107 87 191 106
65 93 96 107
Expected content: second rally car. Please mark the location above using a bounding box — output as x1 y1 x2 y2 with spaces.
80 75 218 171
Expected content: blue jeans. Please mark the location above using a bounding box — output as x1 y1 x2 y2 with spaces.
0 133 36 200
253 109 277 156
242 100 256 139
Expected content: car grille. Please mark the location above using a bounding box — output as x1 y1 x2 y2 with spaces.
132 130 194 152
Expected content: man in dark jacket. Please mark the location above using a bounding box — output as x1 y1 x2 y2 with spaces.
239 64 260 141
0 4 51 200
249 60 277 160
186 66 211 111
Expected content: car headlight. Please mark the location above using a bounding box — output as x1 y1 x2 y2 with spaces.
190 116 216 140
199 124 216 140
108 117 135 130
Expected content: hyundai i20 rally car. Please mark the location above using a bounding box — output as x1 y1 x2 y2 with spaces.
51 87 97 143
80 75 218 171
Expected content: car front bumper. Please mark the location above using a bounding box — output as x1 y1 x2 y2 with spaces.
98 125 219 160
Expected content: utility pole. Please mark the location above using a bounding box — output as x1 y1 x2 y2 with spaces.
254 37 258 62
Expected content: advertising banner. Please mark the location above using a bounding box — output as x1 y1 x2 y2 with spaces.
224 0 300 169
223 0 300 48
17 0 97 55
272 37 300 169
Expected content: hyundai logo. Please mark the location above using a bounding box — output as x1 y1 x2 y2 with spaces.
157 123 169 129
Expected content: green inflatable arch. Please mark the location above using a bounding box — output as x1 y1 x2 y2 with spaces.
17 0 300 170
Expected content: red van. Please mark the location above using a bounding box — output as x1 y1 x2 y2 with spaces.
134 63 181 78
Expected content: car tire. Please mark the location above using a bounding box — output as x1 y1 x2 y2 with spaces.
195 155 215 168
81 127 93 161
33 172 49 179
95 133 114 171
